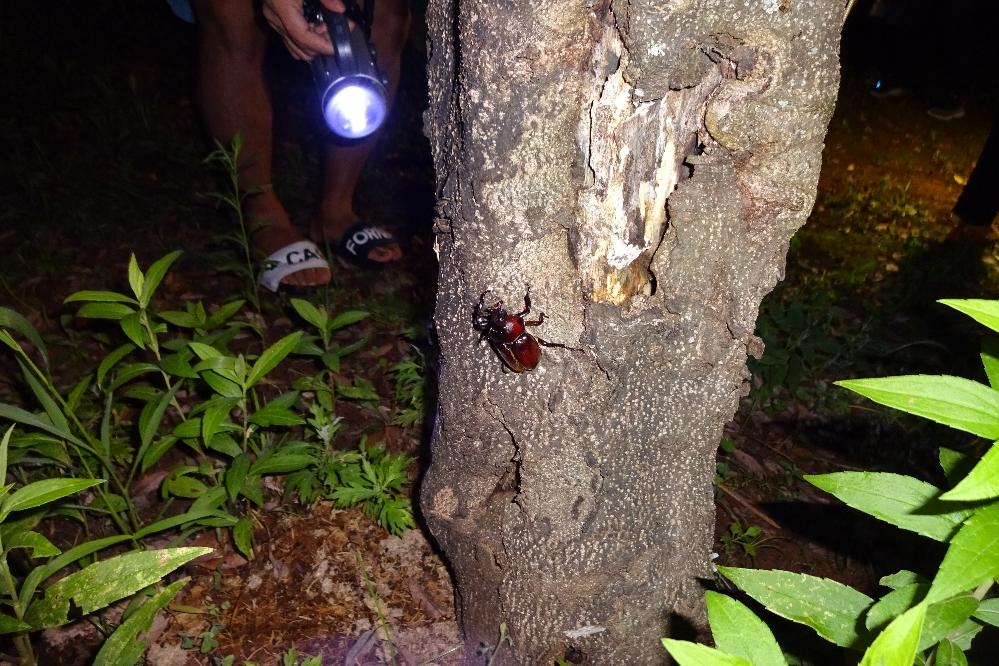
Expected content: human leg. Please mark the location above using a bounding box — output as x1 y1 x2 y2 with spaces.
193 0 330 287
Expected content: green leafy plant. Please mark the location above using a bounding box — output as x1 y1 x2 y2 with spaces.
290 298 370 375
285 400 414 536
0 427 209 666
1 252 191 535
719 521 775 562
391 347 425 429
204 135 263 311
664 297 999 665
750 287 859 408
327 439 414 536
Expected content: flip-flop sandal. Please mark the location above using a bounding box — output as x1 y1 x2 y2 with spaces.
331 222 403 269
258 240 330 292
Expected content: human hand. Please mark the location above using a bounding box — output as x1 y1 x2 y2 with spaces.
261 0 346 60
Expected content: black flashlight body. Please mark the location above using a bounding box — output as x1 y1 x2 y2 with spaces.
304 0 390 139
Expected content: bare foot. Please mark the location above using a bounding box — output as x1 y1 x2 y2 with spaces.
248 193 331 288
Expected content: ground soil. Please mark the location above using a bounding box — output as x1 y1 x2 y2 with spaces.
2 3 999 665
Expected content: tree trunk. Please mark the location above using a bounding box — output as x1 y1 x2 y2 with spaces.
420 0 848 662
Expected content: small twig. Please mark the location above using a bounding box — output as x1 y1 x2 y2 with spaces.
354 548 397 666
715 484 781 530
417 643 462 666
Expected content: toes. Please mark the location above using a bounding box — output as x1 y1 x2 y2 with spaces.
368 244 403 263
280 267 331 288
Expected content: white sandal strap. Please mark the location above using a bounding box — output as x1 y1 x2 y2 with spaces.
258 240 330 292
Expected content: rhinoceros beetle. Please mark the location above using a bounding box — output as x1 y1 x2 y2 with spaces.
473 291 549 372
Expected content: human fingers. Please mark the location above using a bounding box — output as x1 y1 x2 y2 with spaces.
262 0 335 58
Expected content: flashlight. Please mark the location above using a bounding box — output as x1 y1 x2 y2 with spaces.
305 0 389 139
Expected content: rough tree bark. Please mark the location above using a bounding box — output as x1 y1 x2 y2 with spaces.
420 0 849 662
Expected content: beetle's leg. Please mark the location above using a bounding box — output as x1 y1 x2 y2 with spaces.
516 292 532 318
524 312 545 327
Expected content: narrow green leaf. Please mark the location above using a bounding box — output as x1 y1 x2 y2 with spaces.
290 298 327 332
2 478 103 516
5 530 60 558
927 502 999 603
188 341 223 360
706 591 786 666
246 332 302 389
948 618 984 650
225 455 251 503
16 359 70 441
93 578 187 666
140 251 182 308
248 392 303 428
64 291 137 305
190 486 227 513
919 595 978 652
133 508 234 540
76 302 136 321
0 330 21 356
141 435 180 473
859 602 926 666
249 452 314 476
980 338 999 389
973 597 999 628
99 388 113 460
327 310 370 332
805 472 971 541
939 299 999 335
939 447 974 486
109 362 160 390
941 443 999 501
660 639 752 666
321 350 340 373
171 418 204 440
119 312 146 349
24 547 211 629
157 310 202 328
718 566 873 648
206 434 242 458
87 492 128 515
201 371 244 399
19 535 132 610
0 613 32 635
233 515 254 559
162 471 208 499
293 337 325 357
138 384 180 463
127 254 145 301
0 404 85 447
0 426 11 484
866 584 925 632
836 375 999 439
192 355 240 378
160 351 199 379
201 401 233 449
65 374 92 417
934 638 968 666
0 306 49 368
204 300 245 329
239 476 264 507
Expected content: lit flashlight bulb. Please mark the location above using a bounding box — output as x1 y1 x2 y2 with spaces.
322 83 387 139
307 3 390 140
